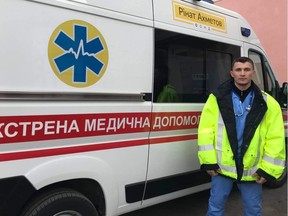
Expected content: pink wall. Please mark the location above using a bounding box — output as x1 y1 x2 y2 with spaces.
215 0 287 84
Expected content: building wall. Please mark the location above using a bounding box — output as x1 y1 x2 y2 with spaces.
215 0 287 84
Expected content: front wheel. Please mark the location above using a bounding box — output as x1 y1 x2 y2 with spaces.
21 188 99 216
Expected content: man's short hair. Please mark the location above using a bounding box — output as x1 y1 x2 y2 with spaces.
231 57 255 70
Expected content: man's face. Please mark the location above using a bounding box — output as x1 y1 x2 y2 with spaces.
230 61 255 89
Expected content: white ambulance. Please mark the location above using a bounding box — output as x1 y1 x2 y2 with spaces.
0 0 287 215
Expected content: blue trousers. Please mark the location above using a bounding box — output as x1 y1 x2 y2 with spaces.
206 175 262 216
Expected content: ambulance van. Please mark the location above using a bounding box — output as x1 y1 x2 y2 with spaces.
0 0 287 215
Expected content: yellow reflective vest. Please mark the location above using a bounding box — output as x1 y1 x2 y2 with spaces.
198 80 286 182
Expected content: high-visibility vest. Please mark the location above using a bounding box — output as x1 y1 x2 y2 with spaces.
198 92 286 181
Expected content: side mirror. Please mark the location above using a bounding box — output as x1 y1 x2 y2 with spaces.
283 82 288 95
280 82 287 109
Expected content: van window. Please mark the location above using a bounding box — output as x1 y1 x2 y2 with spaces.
153 29 240 103
248 50 275 97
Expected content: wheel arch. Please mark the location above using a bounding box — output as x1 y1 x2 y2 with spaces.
21 178 106 216
23 155 119 216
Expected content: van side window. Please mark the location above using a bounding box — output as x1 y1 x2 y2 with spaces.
153 29 240 103
249 50 275 97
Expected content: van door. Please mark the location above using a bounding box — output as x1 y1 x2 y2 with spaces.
243 43 281 99
245 43 287 139
141 25 240 204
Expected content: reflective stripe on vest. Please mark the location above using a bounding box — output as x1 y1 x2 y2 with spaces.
243 166 258 177
216 113 235 173
198 144 214 151
263 154 286 167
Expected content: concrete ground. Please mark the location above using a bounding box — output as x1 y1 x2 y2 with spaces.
122 181 287 216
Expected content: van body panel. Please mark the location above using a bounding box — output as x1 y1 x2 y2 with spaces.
0 0 286 215
1 0 153 94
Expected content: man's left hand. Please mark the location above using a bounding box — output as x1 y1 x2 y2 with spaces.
252 173 267 184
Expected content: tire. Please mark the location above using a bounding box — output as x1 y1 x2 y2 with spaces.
21 188 99 216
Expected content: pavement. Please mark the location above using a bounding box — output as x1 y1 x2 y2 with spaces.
121 180 287 216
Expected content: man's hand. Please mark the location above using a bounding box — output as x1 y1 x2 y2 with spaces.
252 173 267 184
207 169 221 176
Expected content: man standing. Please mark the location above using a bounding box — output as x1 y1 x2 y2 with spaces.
198 57 286 216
